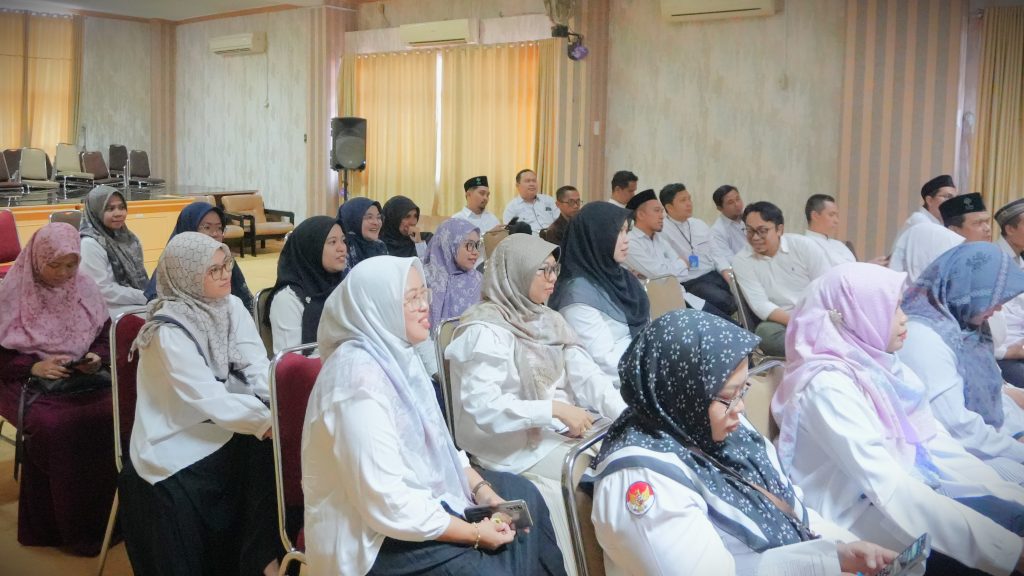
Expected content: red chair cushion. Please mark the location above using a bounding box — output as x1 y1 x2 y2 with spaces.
115 314 146 454
0 209 20 264
276 353 321 508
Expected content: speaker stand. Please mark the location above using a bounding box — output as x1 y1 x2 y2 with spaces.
340 168 350 203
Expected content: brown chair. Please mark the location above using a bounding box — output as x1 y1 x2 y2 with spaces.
433 318 461 443
19 148 59 191
743 360 785 441
49 210 82 230
194 195 248 257
126 150 164 187
221 194 295 256
644 275 686 320
0 153 26 206
78 152 122 188
483 228 509 260
108 145 127 177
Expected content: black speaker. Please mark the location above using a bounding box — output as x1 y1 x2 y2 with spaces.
330 117 367 171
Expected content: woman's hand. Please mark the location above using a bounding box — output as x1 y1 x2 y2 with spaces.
837 541 897 575
75 352 102 374
475 519 515 550
31 356 72 380
552 401 595 438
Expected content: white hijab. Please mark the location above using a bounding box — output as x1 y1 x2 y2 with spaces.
317 256 473 512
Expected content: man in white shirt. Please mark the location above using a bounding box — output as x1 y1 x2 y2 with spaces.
659 183 736 316
803 194 857 267
940 192 992 243
502 168 556 234
607 170 638 208
889 174 958 265
993 199 1024 388
452 175 502 232
732 201 831 357
708 184 747 270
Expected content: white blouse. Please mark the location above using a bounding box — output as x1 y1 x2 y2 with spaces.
79 236 148 319
446 322 627 474
302 343 471 576
269 286 304 354
559 303 631 387
785 369 1024 576
129 296 272 485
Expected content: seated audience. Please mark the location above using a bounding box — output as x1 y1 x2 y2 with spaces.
448 234 626 573
993 199 1024 387
453 175 502 233
301 255 566 576
888 222 964 282
583 310 895 576
541 185 581 246
549 202 649 385
423 218 483 333
899 243 1024 483
381 195 427 258
0 223 115 555
607 170 638 208
268 216 346 352
503 169 557 233
776 262 1024 576
732 201 830 357
145 201 254 310
889 175 958 268
337 197 386 269
803 194 856 266
78 185 149 318
940 192 992 242
659 183 737 314
708 184 747 270
119 232 279 575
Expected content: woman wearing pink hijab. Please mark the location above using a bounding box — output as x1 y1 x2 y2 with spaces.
0 222 116 555
774 262 1024 576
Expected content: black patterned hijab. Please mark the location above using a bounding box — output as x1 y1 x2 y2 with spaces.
79 185 148 290
583 309 812 552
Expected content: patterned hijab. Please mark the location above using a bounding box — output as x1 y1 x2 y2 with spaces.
549 202 650 336
423 217 482 332
79 185 149 290
584 310 812 552
458 233 577 401
337 197 387 269
0 223 108 358
380 195 420 258
775 263 941 484
134 232 245 379
901 243 1024 428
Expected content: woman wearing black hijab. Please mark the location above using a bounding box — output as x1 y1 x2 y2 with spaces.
548 202 650 386
267 216 347 352
337 197 387 270
380 195 428 259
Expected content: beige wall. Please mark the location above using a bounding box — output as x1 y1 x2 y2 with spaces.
605 0 846 230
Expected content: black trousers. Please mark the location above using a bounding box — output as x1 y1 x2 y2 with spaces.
119 434 281 576
683 271 737 317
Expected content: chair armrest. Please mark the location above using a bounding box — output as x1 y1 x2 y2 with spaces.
264 209 295 224
224 211 255 231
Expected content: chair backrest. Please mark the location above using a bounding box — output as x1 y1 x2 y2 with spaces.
483 228 508 259
108 145 127 173
562 427 609 576
253 288 274 357
3 149 20 178
19 148 51 180
433 318 461 442
110 308 147 472
0 209 21 264
724 270 756 331
49 209 82 230
0 152 11 182
55 143 81 172
128 149 152 178
268 343 321 555
81 151 110 180
222 193 267 224
742 360 784 440
644 275 685 320
199 195 217 205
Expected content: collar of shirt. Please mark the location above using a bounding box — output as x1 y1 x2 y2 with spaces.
751 234 791 260
805 229 832 242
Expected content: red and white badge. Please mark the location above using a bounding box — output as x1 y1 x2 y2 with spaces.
625 481 655 516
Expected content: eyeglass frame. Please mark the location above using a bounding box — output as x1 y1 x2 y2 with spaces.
745 225 779 240
536 262 561 280
711 360 780 414
558 198 583 208
206 258 236 280
403 286 432 310
461 240 484 253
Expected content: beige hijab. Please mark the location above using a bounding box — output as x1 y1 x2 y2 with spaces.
458 233 577 401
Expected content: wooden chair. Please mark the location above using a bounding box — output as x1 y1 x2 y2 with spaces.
643 275 685 320
221 194 295 256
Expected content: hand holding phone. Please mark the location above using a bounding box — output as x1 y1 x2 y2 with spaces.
464 499 534 530
877 533 929 576
63 357 88 369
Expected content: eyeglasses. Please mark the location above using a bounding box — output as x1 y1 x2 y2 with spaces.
198 223 224 235
536 263 561 280
934 191 956 202
404 287 432 310
559 199 582 207
206 258 235 280
713 381 752 414
461 240 484 253
745 226 776 240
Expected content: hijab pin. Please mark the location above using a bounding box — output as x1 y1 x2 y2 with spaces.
827 309 844 327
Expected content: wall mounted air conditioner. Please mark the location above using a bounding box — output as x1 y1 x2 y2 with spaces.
661 0 777 23
209 32 267 56
399 19 479 46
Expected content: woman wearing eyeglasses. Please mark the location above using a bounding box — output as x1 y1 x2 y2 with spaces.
337 197 387 270
423 218 484 334
583 309 896 576
447 233 627 575
549 202 648 387
120 232 280 576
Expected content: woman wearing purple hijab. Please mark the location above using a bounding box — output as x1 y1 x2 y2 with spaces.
423 218 483 335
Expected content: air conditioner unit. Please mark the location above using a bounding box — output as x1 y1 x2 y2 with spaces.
661 0 777 23
209 32 267 56
399 19 479 46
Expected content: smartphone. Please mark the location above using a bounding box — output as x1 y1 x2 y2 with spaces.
464 499 534 530
878 533 930 576
63 357 88 369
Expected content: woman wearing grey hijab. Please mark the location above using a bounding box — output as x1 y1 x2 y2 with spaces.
78 185 149 318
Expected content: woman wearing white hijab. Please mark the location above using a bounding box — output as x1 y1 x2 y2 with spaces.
302 255 565 576
118 232 280 576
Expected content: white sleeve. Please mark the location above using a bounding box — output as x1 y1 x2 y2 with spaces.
415 241 428 260
560 304 624 382
152 327 272 437
269 286 304 353
564 346 627 418
709 223 737 271
79 237 147 310
447 324 554 434
732 257 777 321
993 310 1011 359
799 238 832 280
624 235 687 281
230 296 271 401
502 202 516 224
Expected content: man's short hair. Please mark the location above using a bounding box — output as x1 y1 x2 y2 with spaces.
611 170 638 191
555 185 578 202
804 194 835 224
712 185 738 208
659 183 687 206
743 201 785 227
515 169 535 183
945 215 966 229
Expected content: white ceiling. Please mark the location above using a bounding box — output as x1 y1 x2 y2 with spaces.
0 0 359 21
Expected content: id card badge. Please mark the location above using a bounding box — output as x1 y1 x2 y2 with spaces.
688 254 699 269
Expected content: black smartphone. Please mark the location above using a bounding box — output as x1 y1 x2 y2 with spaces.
464 499 533 530
878 533 930 576
63 357 88 369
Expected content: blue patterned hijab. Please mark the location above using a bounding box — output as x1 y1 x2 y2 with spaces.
582 310 812 552
902 243 1024 428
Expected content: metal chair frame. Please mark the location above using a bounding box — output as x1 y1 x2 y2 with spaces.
561 426 611 576
433 317 461 444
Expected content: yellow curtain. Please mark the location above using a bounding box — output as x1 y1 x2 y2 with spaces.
0 12 26 153
534 39 563 198
971 6 1024 216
